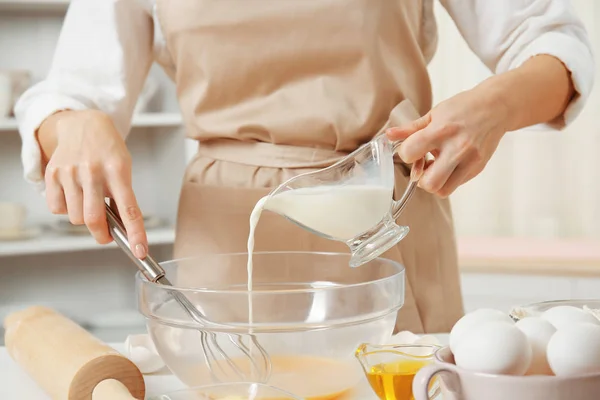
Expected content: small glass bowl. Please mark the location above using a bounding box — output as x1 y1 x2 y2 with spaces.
149 382 302 400
509 299 600 321
356 343 441 400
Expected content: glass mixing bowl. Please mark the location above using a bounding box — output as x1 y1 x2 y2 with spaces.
149 382 302 400
510 299 600 321
137 251 405 399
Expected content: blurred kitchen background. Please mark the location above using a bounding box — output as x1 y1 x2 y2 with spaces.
0 1 598 343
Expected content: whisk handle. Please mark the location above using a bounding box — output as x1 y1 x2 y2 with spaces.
105 202 166 283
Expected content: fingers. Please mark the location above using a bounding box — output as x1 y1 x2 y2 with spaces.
80 165 112 244
398 124 441 164
419 150 482 197
386 113 432 141
387 114 439 184
45 159 139 249
45 166 67 215
391 117 461 165
51 164 111 244
410 152 437 182
105 161 148 259
60 167 84 225
387 114 438 165
418 152 459 194
436 164 470 198
437 162 482 198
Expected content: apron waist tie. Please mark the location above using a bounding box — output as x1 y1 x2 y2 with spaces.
196 139 350 169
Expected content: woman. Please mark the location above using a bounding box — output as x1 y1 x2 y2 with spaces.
16 0 594 333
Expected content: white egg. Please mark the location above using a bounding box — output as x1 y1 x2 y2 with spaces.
453 321 532 376
547 323 600 377
449 308 514 353
541 306 600 330
515 317 556 375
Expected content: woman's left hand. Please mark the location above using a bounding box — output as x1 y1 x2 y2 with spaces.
387 87 509 198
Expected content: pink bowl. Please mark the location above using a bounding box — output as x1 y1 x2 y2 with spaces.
413 347 600 400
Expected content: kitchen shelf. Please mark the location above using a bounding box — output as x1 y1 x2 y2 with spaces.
0 112 183 132
0 0 70 12
0 227 175 257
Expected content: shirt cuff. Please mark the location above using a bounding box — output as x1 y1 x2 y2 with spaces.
17 94 89 193
503 31 595 130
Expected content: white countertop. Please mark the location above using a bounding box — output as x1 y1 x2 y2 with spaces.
0 335 449 399
0 344 189 400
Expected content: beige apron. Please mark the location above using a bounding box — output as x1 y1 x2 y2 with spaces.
156 0 464 333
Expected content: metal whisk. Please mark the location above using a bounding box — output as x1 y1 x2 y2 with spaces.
104 202 272 383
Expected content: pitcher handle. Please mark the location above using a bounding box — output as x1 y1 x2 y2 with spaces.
413 363 458 400
390 140 419 220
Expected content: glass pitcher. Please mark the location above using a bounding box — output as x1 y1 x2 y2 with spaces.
263 134 418 268
355 343 441 400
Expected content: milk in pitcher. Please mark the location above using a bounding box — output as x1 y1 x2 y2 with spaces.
247 184 393 291
262 185 393 240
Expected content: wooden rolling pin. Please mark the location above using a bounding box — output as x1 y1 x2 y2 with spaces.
3 306 145 400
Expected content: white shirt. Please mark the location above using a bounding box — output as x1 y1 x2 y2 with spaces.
15 0 595 192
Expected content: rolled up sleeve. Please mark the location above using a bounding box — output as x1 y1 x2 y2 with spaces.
440 0 595 129
14 0 154 192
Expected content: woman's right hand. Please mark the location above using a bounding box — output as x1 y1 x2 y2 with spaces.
38 109 148 259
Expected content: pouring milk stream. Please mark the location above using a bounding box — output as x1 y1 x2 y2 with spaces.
245 185 394 376
244 135 419 381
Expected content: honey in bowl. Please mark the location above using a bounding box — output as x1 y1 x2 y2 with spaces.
356 343 440 400
366 358 431 400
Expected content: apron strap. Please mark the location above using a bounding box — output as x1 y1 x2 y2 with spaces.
197 139 350 169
